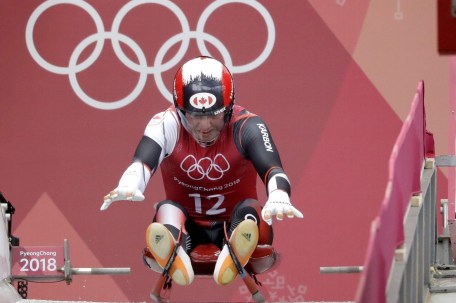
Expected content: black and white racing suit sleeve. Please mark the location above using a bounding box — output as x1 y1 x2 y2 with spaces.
234 115 291 196
119 109 179 193
133 109 179 171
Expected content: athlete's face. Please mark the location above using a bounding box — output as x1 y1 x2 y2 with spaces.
185 112 225 144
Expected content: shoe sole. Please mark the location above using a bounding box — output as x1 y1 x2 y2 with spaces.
231 219 259 264
146 222 194 286
214 219 259 285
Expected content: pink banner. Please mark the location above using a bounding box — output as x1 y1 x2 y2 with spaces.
356 81 434 302
449 57 456 217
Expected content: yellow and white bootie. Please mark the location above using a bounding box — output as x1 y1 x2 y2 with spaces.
146 222 194 286
213 219 259 285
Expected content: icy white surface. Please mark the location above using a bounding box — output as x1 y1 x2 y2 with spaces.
18 300 344 303
0 280 22 303
21 302 144 303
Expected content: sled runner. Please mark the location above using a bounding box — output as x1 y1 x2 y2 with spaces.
144 222 278 303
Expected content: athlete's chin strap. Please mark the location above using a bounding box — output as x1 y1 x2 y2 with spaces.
101 161 151 210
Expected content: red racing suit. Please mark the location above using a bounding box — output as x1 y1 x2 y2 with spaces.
133 104 291 227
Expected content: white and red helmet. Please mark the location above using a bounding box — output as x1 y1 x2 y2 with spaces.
173 56 235 122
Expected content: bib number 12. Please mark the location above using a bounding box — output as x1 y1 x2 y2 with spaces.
190 193 226 215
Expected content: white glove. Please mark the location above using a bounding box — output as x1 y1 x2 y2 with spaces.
261 190 303 225
101 162 150 211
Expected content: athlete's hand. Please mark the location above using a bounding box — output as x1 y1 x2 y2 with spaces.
100 162 148 211
261 190 303 225
101 186 145 211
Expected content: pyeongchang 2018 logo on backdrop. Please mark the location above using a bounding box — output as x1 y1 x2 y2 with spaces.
25 0 275 110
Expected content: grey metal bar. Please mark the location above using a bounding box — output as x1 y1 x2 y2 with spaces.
438 199 452 267
69 267 130 275
63 238 72 284
435 155 456 167
442 199 449 229
320 266 363 274
60 239 130 284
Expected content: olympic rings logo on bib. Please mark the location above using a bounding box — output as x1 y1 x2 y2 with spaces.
180 154 230 181
25 0 276 110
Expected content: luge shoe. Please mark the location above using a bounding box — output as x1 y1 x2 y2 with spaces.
213 219 259 285
146 222 194 286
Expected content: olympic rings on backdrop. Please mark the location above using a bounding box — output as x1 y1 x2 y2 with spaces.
180 154 230 181
25 0 276 110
